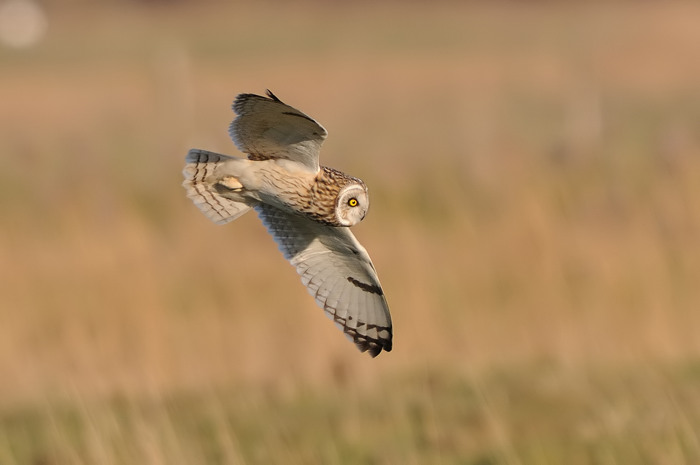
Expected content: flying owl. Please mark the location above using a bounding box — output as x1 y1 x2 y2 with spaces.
182 90 392 357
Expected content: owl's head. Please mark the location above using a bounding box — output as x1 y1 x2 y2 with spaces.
335 183 369 226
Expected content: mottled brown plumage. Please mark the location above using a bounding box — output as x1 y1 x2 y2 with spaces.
297 167 366 226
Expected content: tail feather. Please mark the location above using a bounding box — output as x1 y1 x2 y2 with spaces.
183 149 252 224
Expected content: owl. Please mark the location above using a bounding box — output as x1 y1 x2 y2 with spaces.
182 90 392 357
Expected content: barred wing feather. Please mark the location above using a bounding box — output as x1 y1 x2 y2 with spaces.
255 204 392 357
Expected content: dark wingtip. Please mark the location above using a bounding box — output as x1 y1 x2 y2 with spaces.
357 339 392 358
232 90 282 113
265 89 282 102
231 92 255 112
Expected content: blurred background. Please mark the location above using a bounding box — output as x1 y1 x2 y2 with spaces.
1 0 700 463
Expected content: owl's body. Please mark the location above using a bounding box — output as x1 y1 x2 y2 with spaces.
183 91 392 357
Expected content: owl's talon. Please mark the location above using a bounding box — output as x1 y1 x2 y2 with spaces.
218 176 243 191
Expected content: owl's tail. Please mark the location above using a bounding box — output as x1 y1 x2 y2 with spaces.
183 149 253 224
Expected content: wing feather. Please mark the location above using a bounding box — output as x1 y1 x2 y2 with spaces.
255 204 392 357
229 90 327 172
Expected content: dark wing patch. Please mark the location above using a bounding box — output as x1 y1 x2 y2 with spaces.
347 277 384 296
281 111 319 124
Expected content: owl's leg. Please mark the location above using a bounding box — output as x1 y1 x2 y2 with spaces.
217 176 243 191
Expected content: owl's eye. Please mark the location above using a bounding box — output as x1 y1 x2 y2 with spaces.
348 198 358 207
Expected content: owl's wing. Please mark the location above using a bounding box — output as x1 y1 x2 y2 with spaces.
229 90 327 173
256 204 393 357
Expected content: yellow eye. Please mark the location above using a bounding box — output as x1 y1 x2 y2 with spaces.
348 198 358 207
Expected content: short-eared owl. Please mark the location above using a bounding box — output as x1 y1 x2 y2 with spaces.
183 90 392 357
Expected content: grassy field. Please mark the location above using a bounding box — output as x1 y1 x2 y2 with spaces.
2 1 700 463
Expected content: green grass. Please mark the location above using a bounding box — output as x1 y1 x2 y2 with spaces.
3 363 700 465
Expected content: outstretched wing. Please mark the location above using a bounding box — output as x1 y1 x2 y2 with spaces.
229 90 327 173
256 204 393 357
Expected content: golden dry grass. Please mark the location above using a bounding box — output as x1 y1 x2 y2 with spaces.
1 1 700 463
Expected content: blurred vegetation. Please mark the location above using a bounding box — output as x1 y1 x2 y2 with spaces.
1 1 700 463
4 365 700 465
